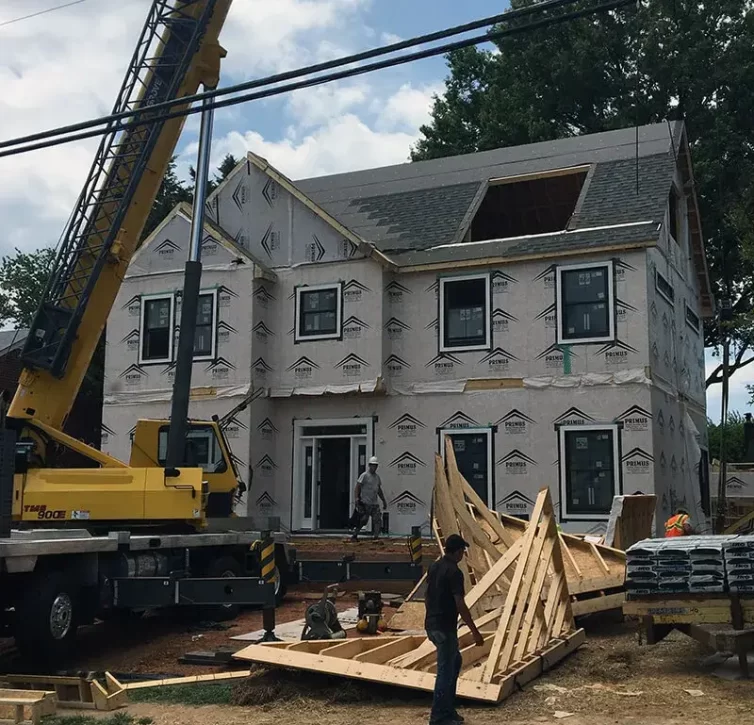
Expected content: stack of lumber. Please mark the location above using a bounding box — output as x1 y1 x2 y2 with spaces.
0 689 56 725
391 441 630 630
233 440 585 704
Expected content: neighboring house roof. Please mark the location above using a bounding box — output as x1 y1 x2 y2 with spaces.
0 329 28 357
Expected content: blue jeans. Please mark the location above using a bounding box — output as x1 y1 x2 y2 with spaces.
427 629 462 723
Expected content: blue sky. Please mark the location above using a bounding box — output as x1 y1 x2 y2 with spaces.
0 0 749 419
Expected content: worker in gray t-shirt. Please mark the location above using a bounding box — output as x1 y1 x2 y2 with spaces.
352 456 387 541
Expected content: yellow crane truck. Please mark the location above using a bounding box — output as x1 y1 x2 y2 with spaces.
0 0 292 662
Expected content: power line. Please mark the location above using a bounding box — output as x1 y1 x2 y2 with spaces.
0 0 584 153
0 0 90 29
0 0 635 160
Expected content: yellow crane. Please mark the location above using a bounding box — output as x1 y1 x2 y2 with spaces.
0 0 291 662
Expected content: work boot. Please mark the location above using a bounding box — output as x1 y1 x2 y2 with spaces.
452 712 465 723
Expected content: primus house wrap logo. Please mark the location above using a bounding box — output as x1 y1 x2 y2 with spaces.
389 452 426 476
478 347 518 371
390 490 425 515
287 356 319 379
305 234 326 262
535 303 557 329
335 353 369 377
536 343 579 370
617 406 651 432
119 364 147 386
256 492 276 512
384 355 410 377
223 414 248 440
425 352 463 377
257 417 279 441
385 317 411 340
497 450 537 475
595 340 638 365
553 407 594 426
439 411 478 430
120 329 139 352
623 447 653 475
255 455 278 478
496 409 536 436
492 308 517 333
491 270 517 294
497 490 535 518
343 279 370 302
389 414 426 438
205 357 236 380
533 265 556 289
386 280 411 304
156 239 180 257
343 316 369 340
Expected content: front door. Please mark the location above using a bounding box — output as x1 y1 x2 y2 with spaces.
317 437 351 529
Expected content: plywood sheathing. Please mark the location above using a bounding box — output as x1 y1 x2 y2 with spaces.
234 449 584 704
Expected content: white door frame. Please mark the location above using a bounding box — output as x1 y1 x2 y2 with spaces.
292 417 374 530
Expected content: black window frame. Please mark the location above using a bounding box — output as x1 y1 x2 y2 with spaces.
558 424 621 520
656 270 675 305
685 304 700 334
139 294 174 363
157 424 228 474
556 261 615 345
439 273 491 353
294 283 343 342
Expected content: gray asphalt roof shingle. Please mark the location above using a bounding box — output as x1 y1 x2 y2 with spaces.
294 121 681 264
0 329 28 356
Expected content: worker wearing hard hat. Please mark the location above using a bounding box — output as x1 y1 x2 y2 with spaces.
351 456 387 541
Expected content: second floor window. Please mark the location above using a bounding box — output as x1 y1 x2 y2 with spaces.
295 283 343 341
556 261 615 345
439 274 491 352
140 294 174 363
193 291 217 359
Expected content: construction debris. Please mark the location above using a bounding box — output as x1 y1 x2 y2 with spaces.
232 440 584 704
390 443 632 630
0 689 56 725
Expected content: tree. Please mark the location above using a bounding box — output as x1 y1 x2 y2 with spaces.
188 152 240 198
143 157 192 240
413 0 754 389
0 247 55 328
707 413 748 463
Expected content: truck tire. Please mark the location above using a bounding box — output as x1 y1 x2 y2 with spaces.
15 572 79 663
203 555 243 621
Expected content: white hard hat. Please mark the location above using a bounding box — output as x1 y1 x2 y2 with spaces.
369 456 379 465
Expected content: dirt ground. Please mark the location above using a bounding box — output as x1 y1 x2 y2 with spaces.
51 611 754 725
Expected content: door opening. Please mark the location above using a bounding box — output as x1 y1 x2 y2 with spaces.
317 437 351 529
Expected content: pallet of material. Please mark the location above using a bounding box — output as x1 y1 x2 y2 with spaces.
623 594 754 624
234 457 585 704
389 441 631 630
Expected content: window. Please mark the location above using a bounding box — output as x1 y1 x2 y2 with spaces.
559 424 620 519
140 294 174 363
685 304 700 333
193 290 217 359
439 274 491 352
295 283 342 341
556 261 614 345
158 424 227 474
440 428 493 506
656 271 675 304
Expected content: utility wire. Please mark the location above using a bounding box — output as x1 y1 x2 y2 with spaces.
0 0 89 28
0 0 633 158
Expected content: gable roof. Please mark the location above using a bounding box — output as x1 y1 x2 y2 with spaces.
0 329 28 357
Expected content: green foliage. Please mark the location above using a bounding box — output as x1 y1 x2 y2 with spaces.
0 246 55 328
128 682 232 705
144 154 240 241
414 0 754 385
707 412 747 463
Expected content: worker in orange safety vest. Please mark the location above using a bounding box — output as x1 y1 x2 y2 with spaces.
665 508 694 537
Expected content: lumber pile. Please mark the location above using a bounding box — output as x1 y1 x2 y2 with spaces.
390 440 629 630
233 444 584 704
0 689 56 725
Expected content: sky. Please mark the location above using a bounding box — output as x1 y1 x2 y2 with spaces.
0 0 750 420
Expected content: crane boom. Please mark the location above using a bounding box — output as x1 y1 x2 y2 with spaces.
9 0 232 436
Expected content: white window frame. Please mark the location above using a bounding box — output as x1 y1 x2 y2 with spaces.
439 273 491 353
139 293 175 364
556 260 615 345
439 427 493 507
685 303 700 334
655 270 675 305
294 282 343 342
192 288 218 362
558 423 621 521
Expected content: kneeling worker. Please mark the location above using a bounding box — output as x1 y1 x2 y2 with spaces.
665 508 694 537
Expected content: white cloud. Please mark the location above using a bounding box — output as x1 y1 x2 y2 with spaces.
203 113 415 179
286 83 370 128
0 0 374 254
374 82 443 131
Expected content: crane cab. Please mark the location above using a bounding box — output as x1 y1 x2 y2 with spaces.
129 418 243 518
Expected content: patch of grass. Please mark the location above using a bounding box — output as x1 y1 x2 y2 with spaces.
43 714 138 725
128 683 233 706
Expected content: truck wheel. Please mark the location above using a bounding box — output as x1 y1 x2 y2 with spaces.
203 555 243 621
15 572 79 663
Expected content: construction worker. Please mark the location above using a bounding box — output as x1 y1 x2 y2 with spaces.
425 534 484 725
665 508 694 537
351 456 387 541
